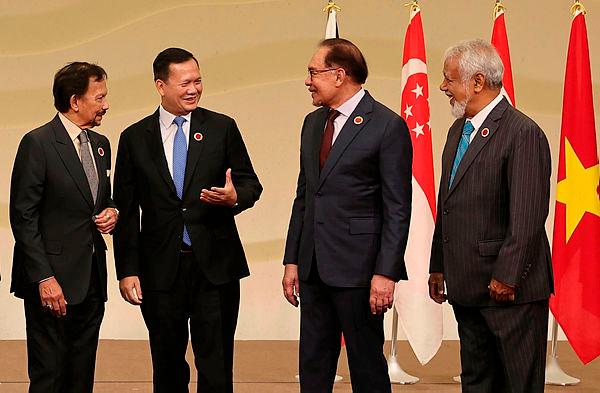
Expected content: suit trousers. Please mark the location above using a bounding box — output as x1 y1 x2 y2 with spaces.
24 255 104 393
453 300 549 393
298 263 391 393
140 251 240 393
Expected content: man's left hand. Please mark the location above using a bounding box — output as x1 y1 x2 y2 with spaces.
95 207 118 234
200 168 237 207
489 278 515 302
370 274 395 315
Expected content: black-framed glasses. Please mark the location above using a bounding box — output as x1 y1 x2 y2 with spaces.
307 67 339 79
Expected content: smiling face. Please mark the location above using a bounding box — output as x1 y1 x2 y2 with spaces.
156 59 202 116
305 46 341 107
440 56 473 119
73 78 109 128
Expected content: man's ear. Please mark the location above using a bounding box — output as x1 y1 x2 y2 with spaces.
335 68 347 87
69 95 79 112
155 79 166 97
473 73 485 93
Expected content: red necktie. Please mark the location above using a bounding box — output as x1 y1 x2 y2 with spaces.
319 109 340 170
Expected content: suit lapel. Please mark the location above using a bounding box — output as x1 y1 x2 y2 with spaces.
88 132 107 210
183 108 207 195
145 109 177 194
446 98 509 199
309 108 329 183
317 92 374 190
50 115 94 208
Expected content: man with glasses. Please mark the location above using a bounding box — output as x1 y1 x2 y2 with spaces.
282 38 413 393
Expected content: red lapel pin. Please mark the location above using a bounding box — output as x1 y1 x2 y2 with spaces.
481 128 490 138
353 116 363 125
97 147 105 157
193 132 203 142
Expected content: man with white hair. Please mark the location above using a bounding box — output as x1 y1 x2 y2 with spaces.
428 39 553 393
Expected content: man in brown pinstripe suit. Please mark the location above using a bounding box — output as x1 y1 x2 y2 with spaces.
428 39 553 393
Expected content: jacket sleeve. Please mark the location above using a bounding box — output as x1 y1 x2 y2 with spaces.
10 133 54 283
225 119 262 215
113 132 141 279
374 115 413 281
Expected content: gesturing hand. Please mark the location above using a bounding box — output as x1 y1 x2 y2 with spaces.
200 168 237 207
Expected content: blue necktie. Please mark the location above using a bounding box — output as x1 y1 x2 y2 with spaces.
449 120 475 188
173 116 191 245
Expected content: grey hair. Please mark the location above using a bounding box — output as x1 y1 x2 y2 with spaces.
443 39 504 88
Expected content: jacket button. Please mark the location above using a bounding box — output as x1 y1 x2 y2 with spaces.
443 236 449 243
182 208 187 212
88 241 94 247
316 192 322 198
443 209 449 215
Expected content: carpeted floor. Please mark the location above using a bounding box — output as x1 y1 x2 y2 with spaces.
0 340 597 392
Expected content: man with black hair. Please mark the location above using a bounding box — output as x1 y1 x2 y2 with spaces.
10 62 117 393
283 38 412 393
114 47 262 393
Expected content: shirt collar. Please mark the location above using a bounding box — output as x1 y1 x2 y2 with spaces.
467 92 504 131
159 105 192 129
335 88 365 118
58 112 84 142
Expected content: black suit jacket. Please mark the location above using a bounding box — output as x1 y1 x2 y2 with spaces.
113 107 262 289
10 115 114 304
430 98 554 306
283 91 412 287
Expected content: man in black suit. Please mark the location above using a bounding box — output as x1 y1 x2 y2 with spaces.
282 38 412 393
10 62 117 393
428 39 553 393
113 47 262 393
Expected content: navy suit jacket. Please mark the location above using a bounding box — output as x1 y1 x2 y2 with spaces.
430 98 554 306
284 91 412 287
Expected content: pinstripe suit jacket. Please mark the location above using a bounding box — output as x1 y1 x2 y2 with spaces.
430 98 554 306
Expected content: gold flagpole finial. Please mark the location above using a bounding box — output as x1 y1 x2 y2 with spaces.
404 0 420 14
493 1 506 19
571 1 586 16
323 1 341 14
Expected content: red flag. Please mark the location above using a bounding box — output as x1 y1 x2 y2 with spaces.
394 3 442 365
549 4 600 364
491 2 516 106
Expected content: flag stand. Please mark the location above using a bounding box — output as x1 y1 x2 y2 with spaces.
387 309 419 384
545 317 580 385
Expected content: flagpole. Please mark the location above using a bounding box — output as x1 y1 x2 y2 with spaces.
388 309 419 384
545 316 580 385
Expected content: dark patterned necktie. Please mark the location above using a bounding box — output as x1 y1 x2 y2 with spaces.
319 109 341 170
78 130 98 203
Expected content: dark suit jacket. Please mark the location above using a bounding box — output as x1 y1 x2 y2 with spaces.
283 91 412 287
113 107 262 289
10 115 114 304
430 98 554 306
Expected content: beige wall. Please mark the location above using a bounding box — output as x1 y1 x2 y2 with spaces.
0 0 598 340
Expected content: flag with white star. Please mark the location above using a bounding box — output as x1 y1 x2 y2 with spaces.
549 4 600 364
393 3 442 365
491 1 516 106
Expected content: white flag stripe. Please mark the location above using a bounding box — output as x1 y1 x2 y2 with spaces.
401 58 427 90
325 9 337 39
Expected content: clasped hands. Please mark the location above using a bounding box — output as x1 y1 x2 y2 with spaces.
428 273 515 303
282 264 395 315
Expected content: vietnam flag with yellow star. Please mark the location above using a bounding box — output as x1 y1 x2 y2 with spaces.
549 7 600 364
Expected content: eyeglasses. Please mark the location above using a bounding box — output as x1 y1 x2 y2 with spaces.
307 68 339 79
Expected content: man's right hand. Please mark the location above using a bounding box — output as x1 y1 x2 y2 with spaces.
119 276 143 305
282 264 300 307
39 277 67 317
428 273 447 304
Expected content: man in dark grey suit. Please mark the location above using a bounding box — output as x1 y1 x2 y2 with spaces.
282 38 412 393
10 62 117 393
428 39 553 393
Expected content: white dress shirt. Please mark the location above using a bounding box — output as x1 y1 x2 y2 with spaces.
329 88 366 145
159 105 192 177
466 92 504 143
